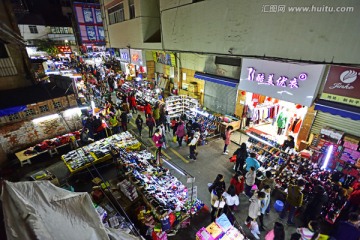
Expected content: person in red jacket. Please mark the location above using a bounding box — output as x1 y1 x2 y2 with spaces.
128 93 137 114
348 184 360 213
144 102 152 116
230 172 245 196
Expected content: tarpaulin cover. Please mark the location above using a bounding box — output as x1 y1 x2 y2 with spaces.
1 181 139 240
0 106 27 117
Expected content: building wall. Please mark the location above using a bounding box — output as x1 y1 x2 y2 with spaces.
19 24 76 44
161 0 360 64
0 0 32 90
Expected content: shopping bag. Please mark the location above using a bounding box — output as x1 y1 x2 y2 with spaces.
229 155 236 162
214 199 226 209
172 136 177 143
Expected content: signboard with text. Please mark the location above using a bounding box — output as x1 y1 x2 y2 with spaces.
320 65 360 107
153 51 176 67
130 49 144 66
239 59 325 106
119 49 130 62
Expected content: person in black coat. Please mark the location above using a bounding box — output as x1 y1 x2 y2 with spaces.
303 185 328 225
209 174 226 222
282 135 295 150
233 143 248 173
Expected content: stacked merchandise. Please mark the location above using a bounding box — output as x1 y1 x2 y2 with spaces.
196 214 245 240
23 130 81 155
165 95 199 119
118 179 138 201
62 132 140 173
117 149 204 231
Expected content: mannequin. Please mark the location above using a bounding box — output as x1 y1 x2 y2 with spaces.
276 108 288 135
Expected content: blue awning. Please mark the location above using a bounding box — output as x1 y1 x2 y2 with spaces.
0 106 27 117
314 99 360 121
194 72 239 88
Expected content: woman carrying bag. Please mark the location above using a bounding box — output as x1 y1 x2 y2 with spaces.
222 185 239 224
208 174 226 222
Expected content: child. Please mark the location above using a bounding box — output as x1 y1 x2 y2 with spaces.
245 191 266 239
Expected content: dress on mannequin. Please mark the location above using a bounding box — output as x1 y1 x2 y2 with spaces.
276 112 287 135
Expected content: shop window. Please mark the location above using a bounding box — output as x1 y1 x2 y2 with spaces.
29 25 38 34
39 105 49 113
129 0 135 19
24 109 36 117
8 113 20 121
108 3 124 25
53 101 62 109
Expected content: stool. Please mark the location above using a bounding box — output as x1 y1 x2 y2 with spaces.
274 200 284 212
49 148 59 157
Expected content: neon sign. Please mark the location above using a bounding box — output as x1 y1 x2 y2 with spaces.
247 67 307 89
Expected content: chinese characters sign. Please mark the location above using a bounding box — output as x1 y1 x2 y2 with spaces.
153 51 176 67
239 59 325 107
83 8 93 23
130 49 144 66
320 65 360 107
86 26 96 41
95 9 102 23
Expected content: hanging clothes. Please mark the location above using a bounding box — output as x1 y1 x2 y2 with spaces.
293 119 303 133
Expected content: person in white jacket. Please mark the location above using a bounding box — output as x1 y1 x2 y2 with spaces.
259 185 271 231
188 130 200 160
245 191 265 240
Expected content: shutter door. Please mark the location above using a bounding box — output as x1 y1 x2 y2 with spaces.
311 111 360 137
204 81 237 115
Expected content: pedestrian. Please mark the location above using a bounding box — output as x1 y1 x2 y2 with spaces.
222 126 234 155
245 152 261 172
144 102 152 116
120 111 128 131
222 185 239 223
80 128 94 146
259 185 271 231
152 128 163 165
159 123 166 149
171 118 178 136
128 93 137 114
245 191 266 239
164 111 171 132
146 114 156 138
296 220 320 240
303 185 328 225
279 179 305 225
282 135 295 151
245 167 256 197
265 222 285 240
208 174 226 222
135 114 143 137
153 105 160 126
259 171 276 214
108 112 120 134
331 212 360 240
233 142 248 173
230 172 245 196
175 121 186 147
188 130 199 161
346 183 360 213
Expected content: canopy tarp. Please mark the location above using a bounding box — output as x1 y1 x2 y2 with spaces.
1 181 139 240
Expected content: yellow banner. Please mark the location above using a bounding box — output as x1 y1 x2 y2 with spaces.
320 93 360 107
153 51 176 67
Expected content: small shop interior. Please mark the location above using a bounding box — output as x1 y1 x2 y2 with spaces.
242 92 308 146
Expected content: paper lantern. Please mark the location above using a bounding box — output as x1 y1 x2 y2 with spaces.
241 91 246 96
296 104 302 109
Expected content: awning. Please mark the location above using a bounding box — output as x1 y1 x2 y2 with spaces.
194 72 239 88
314 99 360 121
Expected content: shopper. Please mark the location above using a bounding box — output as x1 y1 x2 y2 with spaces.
279 179 305 225
153 105 160 126
222 185 239 223
144 102 152 116
265 222 285 240
108 112 120 134
230 172 245 196
346 184 360 213
303 185 328 224
245 167 256 197
146 114 156 138
296 220 320 240
233 143 248 173
331 212 360 240
188 130 199 161
159 123 167 149
209 174 226 222
245 191 265 225
259 171 276 214
245 152 261 172
282 135 295 151
120 111 128 132
175 121 186 147
128 93 137 114
152 128 163 164
171 118 178 136
80 128 93 146
259 185 271 231
135 114 143 137
223 126 234 155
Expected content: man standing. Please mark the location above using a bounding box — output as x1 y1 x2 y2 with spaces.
279 179 305 225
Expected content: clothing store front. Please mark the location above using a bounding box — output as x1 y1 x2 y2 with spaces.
130 49 147 79
238 58 325 146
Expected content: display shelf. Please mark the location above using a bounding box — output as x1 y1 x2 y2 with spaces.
165 95 199 119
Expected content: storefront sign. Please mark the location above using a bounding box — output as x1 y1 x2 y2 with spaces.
119 49 130 62
130 49 144 66
239 59 325 106
153 51 176 67
320 65 360 107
